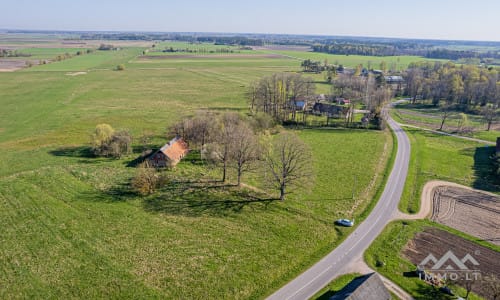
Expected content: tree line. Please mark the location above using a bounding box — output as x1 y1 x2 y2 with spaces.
404 61 499 110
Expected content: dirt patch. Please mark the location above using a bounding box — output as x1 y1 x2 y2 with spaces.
138 54 285 60
66 71 87 76
0 59 27 72
402 227 500 299
431 186 500 245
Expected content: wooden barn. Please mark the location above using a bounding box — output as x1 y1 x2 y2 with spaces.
149 137 189 168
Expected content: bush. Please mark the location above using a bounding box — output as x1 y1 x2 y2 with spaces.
116 64 125 71
131 162 159 196
91 124 132 158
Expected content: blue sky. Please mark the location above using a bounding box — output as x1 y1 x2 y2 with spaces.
2 0 499 41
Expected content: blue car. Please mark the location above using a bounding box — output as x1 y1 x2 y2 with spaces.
335 219 354 227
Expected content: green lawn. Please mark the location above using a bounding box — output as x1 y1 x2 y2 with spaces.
0 42 394 299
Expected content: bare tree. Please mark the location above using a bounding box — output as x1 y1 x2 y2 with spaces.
481 105 498 131
230 122 260 186
264 132 313 200
206 112 241 183
439 104 453 131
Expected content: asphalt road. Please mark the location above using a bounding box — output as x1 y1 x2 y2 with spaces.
266 115 411 300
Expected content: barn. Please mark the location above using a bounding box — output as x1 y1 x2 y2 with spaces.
149 137 189 168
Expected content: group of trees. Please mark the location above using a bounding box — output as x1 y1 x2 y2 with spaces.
0 49 31 57
91 124 132 158
247 73 315 123
404 62 499 111
331 73 392 128
170 111 312 200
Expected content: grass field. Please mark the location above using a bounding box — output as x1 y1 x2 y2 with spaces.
392 102 500 143
397 127 498 214
0 39 396 299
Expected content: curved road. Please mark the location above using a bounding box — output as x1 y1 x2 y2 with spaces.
267 115 411 300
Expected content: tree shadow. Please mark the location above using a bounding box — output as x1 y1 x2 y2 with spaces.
472 146 500 192
143 181 276 217
49 146 94 158
78 182 137 203
414 284 454 300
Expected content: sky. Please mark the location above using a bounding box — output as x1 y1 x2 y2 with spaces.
2 0 500 41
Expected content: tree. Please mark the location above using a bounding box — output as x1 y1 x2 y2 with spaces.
206 112 241 183
90 124 132 158
439 104 453 131
481 105 498 131
91 124 115 156
131 161 159 196
230 122 260 186
108 130 132 158
264 132 313 200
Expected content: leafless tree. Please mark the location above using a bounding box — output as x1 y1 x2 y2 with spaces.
439 104 453 131
264 132 313 200
206 112 241 183
481 105 498 131
230 122 260 186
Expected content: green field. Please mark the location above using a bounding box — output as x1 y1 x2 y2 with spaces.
392 102 500 143
397 127 498 213
0 40 397 298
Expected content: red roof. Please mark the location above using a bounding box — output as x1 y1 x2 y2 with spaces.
159 137 189 162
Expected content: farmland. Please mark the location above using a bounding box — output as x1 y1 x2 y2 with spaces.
0 37 400 298
365 220 500 300
431 185 500 245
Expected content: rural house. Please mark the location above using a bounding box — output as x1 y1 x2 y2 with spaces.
149 137 189 168
330 273 390 300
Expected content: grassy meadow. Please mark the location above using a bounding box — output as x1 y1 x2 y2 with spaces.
392 102 500 143
0 40 398 298
397 127 498 214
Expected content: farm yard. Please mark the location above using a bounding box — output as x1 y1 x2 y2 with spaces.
431 185 500 245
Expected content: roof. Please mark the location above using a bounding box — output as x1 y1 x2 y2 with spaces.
385 75 404 82
159 137 189 161
330 273 390 300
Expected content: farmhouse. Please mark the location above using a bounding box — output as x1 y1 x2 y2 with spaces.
313 102 345 117
330 273 390 300
149 137 189 168
384 75 404 84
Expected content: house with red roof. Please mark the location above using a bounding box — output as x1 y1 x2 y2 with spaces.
149 137 189 167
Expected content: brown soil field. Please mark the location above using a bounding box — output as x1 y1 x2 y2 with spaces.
0 59 27 72
431 186 500 245
403 227 500 299
138 53 285 60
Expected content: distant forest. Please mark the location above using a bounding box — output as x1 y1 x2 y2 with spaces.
312 43 500 61
8 29 500 62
